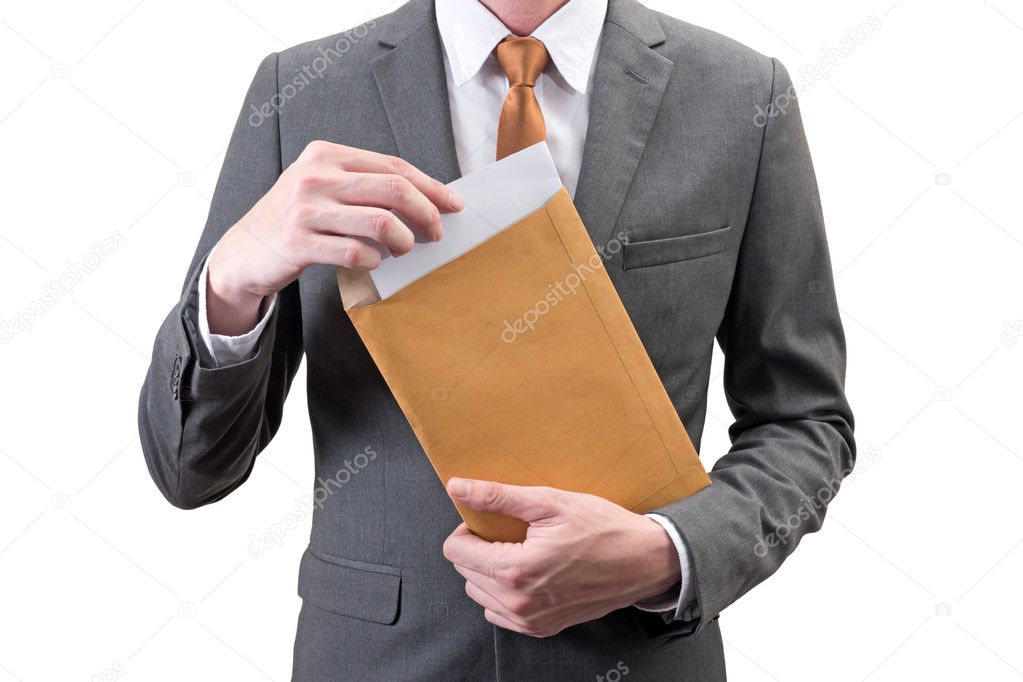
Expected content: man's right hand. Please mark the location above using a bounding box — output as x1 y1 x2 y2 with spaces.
205 140 464 335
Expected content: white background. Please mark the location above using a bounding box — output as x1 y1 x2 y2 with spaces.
1 1 1021 680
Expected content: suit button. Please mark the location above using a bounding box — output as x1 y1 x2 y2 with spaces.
171 356 182 398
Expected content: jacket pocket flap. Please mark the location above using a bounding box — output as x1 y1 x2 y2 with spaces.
298 549 401 625
623 226 731 270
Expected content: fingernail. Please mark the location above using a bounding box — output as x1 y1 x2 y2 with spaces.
449 478 471 499
448 190 465 212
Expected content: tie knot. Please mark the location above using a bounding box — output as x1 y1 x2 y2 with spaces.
495 37 550 88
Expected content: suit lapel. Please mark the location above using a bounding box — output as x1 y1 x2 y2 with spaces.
370 0 462 184
369 0 672 245
575 0 674 248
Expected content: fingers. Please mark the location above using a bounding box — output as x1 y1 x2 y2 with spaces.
300 233 382 270
451 560 504 595
483 608 557 639
305 204 415 257
464 579 513 618
446 478 561 524
445 522 475 543
462 570 554 637
444 522 562 638
335 148 465 217
300 141 464 244
330 172 442 243
442 523 517 574
483 608 524 634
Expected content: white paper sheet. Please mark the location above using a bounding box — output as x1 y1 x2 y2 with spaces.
369 142 563 300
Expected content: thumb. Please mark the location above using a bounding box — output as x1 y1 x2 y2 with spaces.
446 478 560 524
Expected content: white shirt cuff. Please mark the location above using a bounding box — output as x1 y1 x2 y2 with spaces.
633 513 697 617
197 248 276 368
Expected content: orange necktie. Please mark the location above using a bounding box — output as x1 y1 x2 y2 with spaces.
494 37 551 160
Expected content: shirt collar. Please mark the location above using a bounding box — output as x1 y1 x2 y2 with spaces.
435 0 608 94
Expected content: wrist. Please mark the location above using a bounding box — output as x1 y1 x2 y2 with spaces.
632 516 682 602
206 250 265 336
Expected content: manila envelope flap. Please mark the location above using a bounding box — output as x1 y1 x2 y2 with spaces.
336 188 710 542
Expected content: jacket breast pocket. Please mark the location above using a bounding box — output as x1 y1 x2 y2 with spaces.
622 225 732 270
298 548 401 625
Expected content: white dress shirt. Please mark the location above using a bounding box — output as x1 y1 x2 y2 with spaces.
197 0 696 618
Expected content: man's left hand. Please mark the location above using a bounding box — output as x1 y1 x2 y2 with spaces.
442 478 681 638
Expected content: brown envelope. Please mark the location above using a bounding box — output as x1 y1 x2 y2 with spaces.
336 188 710 542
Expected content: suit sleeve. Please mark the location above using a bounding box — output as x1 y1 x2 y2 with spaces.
137 53 305 509
651 58 856 636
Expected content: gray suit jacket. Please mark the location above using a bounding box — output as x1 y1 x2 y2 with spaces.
139 0 855 679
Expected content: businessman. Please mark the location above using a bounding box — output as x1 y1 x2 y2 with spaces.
139 0 855 679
